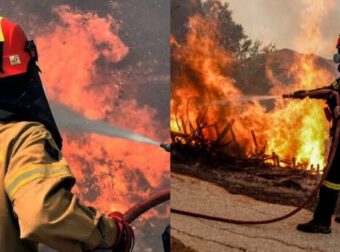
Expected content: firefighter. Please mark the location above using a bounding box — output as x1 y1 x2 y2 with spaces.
0 17 134 251
287 36 340 234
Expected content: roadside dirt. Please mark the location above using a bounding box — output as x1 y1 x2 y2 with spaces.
172 161 340 212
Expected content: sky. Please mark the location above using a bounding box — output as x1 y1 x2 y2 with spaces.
226 0 340 59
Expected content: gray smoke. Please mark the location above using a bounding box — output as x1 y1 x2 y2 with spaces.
50 102 161 146
226 0 340 58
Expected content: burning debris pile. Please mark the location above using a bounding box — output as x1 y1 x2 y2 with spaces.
171 0 336 172
171 113 323 174
171 117 241 162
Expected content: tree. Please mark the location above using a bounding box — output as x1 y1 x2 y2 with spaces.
171 0 279 96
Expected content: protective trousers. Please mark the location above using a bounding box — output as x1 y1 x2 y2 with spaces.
313 147 340 226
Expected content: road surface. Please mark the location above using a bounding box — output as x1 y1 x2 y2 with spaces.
172 173 340 252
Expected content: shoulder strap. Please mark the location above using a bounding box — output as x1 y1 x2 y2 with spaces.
0 17 4 73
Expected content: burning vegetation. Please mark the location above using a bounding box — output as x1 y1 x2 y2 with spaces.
171 0 336 171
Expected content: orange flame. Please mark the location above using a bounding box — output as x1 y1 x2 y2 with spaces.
265 0 336 168
171 1 337 170
36 6 169 216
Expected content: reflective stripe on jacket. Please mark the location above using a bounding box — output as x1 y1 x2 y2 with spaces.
0 121 118 252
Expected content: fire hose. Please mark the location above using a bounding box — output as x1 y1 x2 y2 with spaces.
123 189 170 223
95 190 170 252
122 145 171 223
91 147 171 252
171 89 340 225
121 145 171 223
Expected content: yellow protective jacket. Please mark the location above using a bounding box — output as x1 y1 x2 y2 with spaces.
0 121 118 252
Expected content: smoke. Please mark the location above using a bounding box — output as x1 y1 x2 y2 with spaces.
226 0 340 58
294 0 336 55
50 102 161 146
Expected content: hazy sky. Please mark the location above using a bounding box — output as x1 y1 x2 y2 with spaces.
225 0 340 59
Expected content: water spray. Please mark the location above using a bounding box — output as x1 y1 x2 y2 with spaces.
50 102 170 152
213 95 281 104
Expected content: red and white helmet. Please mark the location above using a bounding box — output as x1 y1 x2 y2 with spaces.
0 17 38 79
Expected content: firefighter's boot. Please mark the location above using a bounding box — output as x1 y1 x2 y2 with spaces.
296 221 331 234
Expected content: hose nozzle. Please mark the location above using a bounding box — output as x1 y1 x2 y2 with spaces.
160 143 171 152
283 90 306 99
282 94 293 98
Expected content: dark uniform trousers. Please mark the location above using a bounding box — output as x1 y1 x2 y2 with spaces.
313 146 340 226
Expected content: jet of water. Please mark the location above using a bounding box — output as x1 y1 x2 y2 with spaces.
213 95 281 104
50 102 161 147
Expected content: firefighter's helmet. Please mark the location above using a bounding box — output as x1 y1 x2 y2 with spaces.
0 17 38 79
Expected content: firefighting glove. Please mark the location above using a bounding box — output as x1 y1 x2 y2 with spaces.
292 90 307 99
108 212 134 252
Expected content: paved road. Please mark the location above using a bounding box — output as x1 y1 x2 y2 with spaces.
172 173 340 252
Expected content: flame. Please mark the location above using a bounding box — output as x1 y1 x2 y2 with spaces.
171 16 248 150
294 0 336 55
265 54 332 169
171 0 336 170
265 0 335 168
35 6 169 216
